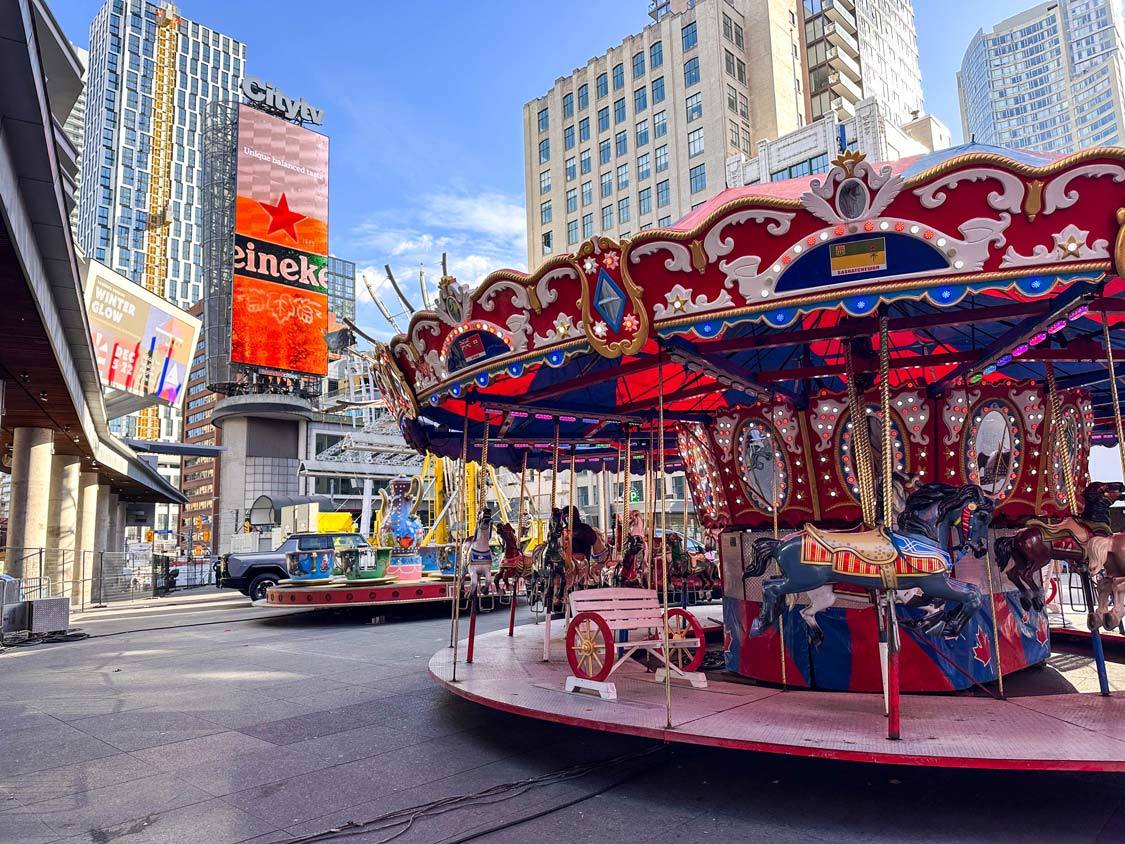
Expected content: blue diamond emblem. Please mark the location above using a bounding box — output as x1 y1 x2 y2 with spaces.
593 269 626 331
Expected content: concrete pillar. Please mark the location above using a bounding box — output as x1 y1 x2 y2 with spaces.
46 454 81 596
5 427 54 579
104 493 119 552
111 501 126 554
95 484 112 554
74 471 100 606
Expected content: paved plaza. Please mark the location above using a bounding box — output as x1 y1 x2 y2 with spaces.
2 597 1125 843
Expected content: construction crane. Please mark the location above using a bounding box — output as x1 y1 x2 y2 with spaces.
137 1 180 440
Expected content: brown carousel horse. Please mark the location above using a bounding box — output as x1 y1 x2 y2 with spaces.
994 481 1124 613
562 505 611 589
493 521 534 597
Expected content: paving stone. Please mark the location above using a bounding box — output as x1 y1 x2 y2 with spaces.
66 707 225 752
54 797 284 844
0 752 159 806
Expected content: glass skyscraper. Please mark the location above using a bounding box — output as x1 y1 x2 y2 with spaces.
326 256 356 323
958 0 1125 152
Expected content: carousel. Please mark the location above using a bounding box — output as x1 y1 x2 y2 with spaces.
373 142 1125 770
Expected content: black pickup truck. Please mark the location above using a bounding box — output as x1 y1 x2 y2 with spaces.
216 532 369 601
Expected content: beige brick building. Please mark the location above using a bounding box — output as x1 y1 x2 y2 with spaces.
522 0 807 266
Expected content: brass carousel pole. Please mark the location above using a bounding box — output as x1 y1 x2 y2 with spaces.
467 412 491 664
510 449 529 637
1048 361 1110 695
773 433 787 689
450 421 470 680
657 352 673 729
879 316 901 740
543 420 561 661
568 446 577 608
618 433 628 557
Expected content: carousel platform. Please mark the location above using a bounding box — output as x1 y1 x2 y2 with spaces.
430 622 1125 772
266 576 454 607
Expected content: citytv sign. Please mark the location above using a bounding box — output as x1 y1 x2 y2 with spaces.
241 76 324 125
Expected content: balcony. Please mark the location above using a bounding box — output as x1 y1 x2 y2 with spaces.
828 71 863 104
822 0 857 34
831 96 856 120
823 21 860 58
826 45 862 83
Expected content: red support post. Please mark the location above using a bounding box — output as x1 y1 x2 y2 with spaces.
886 599 901 740
466 594 478 664
508 583 518 636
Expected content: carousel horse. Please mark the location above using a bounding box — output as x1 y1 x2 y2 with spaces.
747 483 994 645
541 507 568 614
563 505 611 589
993 481 1124 612
663 531 719 597
493 520 534 597
463 506 495 602
614 509 647 587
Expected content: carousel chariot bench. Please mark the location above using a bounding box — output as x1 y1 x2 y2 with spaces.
564 587 707 701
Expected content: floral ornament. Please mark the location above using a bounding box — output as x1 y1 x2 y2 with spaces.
582 256 598 275
553 314 572 337
622 313 640 333
592 320 608 338
570 237 648 359
602 250 620 269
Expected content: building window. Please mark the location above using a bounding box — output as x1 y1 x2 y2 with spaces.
654 110 667 138
650 41 663 69
615 130 628 157
614 97 626 124
682 20 697 51
540 200 552 224
657 179 670 207
539 138 550 163
564 125 575 150
612 62 624 90
600 171 612 198
563 92 574 118
581 180 593 205
537 107 549 132
688 127 704 157
638 186 652 216
597 72 608 98
652 76 665 104
602 204 614 229
730 121 740 148
567 219 579 244
655 144 669 173
539 169 551 194
689 163 707 193
617 162 630 190
566 188 577 213
686 93 702 122
618 196 631 223
579 117 590 142
734 22 744 48
684 56 700 87
723 13 733 41
599 138 611 164
735 58 746 83
725 50 736 77
582 212 594 238
727 84 738 113
634 86 647 113
636 119 649 147
738 93 749 119
578 83 589 110
638 151 651 180
658 215 672 226
580 148 592 175
598 106 609 133
566 157 576 181
632 51 645 78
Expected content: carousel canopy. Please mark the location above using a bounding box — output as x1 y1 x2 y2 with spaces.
371 144 1125 486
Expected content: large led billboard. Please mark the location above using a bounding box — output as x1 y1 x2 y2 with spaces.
82 257 201 406
231 104 329 376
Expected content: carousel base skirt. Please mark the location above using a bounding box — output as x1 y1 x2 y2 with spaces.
430 622 1125 772
266 578 453 607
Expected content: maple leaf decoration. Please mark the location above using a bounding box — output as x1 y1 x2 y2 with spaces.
972 627 992 667
259 193 306 242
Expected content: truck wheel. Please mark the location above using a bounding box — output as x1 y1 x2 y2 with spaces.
247 573 278 602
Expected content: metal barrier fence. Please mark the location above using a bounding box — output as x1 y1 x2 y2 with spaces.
0 548 215 610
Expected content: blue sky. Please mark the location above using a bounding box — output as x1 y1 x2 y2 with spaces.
54 0 1039 339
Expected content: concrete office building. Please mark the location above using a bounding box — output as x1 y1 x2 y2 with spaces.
522 0 807 264
958 0 1125 152
803 0 924 128
726 95 950 186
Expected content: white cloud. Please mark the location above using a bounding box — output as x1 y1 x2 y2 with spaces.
341 188 528 339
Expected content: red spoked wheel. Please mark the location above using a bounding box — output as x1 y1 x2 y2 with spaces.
655 608 706 673
566 611 614 681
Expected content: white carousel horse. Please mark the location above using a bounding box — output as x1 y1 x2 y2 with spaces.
464 507 495 598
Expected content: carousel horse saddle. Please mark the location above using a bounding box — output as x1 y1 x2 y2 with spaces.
1026 517 1099 545
804 524 896 565
468 547 494 566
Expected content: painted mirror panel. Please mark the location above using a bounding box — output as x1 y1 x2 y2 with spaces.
737 420 788 513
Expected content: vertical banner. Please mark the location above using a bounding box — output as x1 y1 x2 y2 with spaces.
231 104 329 376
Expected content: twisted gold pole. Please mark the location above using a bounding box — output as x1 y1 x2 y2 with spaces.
879 317 893 528
845 342 877 526
1046 362 1079 514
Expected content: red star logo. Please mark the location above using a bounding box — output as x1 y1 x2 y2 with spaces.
1035 615 1049 646
972 627 992 666
258 193 306 242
